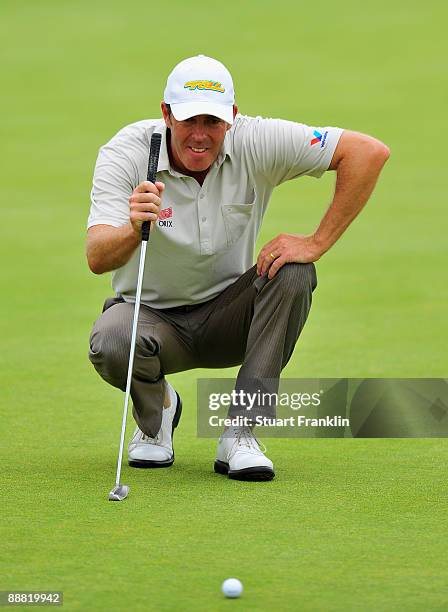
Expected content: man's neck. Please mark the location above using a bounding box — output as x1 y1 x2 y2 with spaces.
166 129 209 186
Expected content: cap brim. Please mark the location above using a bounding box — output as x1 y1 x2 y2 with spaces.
170 101 234 125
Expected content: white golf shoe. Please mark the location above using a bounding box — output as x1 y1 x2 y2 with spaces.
214 426 275 481
128 382 182 468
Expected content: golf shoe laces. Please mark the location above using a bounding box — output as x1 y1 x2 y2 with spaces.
141 431 161 445
229 427 267 459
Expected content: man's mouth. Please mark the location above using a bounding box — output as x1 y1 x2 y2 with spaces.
189 147 207 153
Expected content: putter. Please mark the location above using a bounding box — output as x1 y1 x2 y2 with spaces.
108 132 162 501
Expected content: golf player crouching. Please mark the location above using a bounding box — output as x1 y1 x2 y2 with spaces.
87 55 389 482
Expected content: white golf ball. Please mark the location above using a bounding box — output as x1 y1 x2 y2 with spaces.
222 578 243 598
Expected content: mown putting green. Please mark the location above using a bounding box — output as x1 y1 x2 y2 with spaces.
1 0 446 610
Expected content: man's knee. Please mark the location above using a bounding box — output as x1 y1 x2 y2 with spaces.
89 315 132 384
273 262 317 297
89 308 161 386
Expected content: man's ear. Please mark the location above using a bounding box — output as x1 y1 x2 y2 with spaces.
226 104 238 131
161 102 171 128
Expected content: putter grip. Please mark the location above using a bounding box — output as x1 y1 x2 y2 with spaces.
142 132 162 242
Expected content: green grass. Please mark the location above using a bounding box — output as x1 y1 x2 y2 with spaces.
1 0 447 610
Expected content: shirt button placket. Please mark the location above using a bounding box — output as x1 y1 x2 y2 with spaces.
198 191 211 255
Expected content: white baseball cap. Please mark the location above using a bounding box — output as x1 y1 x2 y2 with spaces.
163 55 235 125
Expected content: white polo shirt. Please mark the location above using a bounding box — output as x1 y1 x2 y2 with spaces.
88 115 343 308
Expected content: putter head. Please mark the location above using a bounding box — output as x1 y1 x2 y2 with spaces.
108 484 130 501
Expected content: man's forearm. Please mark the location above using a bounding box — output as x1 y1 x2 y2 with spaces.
86 223 141 274
313 139 390 255
256 131 390 278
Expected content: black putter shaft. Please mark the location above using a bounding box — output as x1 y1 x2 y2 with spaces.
142 132 162 241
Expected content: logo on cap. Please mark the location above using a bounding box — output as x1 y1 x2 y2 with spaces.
184 80 225 93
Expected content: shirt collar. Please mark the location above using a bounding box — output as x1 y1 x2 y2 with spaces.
218 129 232 165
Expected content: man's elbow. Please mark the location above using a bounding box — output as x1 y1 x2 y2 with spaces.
86 251 105 275
330 131 390 171
367 137 391 168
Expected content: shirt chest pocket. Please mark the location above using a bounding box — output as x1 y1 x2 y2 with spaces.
221 191 256 247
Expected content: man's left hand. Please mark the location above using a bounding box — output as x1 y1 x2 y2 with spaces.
257 234 323 279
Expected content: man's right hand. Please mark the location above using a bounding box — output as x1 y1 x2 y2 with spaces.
129 181 165 235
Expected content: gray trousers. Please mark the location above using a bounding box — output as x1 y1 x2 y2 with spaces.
89 263 317 437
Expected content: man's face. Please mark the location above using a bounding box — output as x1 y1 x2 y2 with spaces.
161 102 237 174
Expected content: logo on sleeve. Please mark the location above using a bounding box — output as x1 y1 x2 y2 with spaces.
158 207 173 228
310 130 329 148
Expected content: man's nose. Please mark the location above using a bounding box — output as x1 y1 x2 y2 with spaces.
191 123 207 140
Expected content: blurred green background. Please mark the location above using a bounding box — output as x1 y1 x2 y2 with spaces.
1 1 447 610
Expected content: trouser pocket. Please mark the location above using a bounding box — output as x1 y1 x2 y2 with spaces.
102 294 125 312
